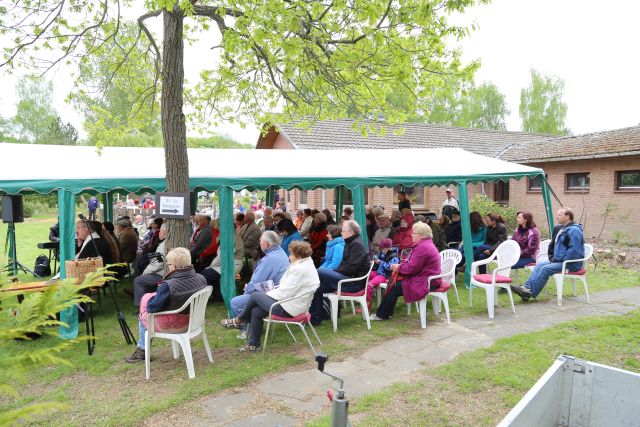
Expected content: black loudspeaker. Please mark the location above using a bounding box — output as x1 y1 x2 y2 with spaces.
2 195 24 223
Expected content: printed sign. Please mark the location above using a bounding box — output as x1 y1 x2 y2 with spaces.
156 192 190 219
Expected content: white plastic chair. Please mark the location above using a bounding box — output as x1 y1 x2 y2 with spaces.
469 240 520 319
415 257 456 328
326 261 374 332
144 286 213 380
440 249 462 304
262 288 322 354
551 243 594 306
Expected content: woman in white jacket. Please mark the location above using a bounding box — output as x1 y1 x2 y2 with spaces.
232 240 320 352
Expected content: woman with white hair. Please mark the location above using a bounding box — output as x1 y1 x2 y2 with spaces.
372 222 443 321
125 247 207 363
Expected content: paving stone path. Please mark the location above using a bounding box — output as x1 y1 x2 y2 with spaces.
145 287 640 426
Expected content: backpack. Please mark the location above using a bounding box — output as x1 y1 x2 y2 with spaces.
34 254 51 277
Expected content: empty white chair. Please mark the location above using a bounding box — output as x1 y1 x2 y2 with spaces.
144 286 213 380
469 240 520 319
551 243 594 306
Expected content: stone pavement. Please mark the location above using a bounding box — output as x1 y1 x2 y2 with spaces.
149 287 640 426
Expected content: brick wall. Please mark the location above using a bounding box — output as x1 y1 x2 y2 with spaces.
509 155 640 242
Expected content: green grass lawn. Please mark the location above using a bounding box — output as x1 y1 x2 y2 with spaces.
310 309 640 427
2 216 639 426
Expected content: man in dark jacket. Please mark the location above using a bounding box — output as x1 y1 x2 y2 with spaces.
125 247 207 363
190 215 212 265
75 220 112 264
511 208 584 301
310 220 371 325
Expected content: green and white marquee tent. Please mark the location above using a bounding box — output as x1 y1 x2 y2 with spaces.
0 143 555 311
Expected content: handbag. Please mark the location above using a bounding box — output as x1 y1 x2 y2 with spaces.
383 270 404 298
65 257 103 284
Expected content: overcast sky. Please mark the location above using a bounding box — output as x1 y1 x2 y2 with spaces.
1 0 638 146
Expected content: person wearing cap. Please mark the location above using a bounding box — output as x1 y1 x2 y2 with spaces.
366 238 400 310
371 213 395 253
397 191 411 213
441 188 459 219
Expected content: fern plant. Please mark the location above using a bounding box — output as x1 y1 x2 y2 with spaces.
0 268 114 426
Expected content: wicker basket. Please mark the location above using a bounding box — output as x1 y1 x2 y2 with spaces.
65 257 104 284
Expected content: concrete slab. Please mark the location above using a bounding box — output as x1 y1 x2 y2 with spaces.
201 392 257 423
226 411 296 427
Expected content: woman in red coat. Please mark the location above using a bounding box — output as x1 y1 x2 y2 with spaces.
392 212 415 251
373 221 442 321
308 213 329 267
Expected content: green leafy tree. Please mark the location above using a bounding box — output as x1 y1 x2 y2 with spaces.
519 69 570 135
1 0 485 249
423 82 509 130
11 76 58 144
44 116 79 145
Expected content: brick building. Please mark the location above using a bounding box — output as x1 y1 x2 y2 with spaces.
500 126 640 243
257 120 640 243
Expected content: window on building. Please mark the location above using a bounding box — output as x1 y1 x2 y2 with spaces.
616 170 640 191
528 176 542 191
393 185 424 207
493 181 510 203
565 173 590 191
299 190 308 205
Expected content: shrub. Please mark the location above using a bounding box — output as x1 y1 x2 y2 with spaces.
468 194 518 233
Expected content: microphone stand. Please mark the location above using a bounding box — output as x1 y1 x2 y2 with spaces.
79 214 135 351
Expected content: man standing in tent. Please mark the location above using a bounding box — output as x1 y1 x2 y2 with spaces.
88 196 99 221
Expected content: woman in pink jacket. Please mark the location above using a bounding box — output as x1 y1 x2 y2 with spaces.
372 222 443 321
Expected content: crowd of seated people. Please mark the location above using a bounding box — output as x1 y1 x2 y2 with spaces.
64 194 583 363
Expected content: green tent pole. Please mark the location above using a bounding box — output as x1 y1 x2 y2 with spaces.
218 186 236 315
541 175 555 236
335 186 344 219
266 186 274 207
58 188 78 339
352 186 368 247
103 192 114 223
457 182 475 298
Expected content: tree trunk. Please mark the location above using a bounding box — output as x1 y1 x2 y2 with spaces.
161 8 190 251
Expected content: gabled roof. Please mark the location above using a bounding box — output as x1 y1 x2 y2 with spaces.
500 125 640 163
257 118 552 157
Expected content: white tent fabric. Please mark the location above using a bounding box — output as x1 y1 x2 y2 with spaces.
0 143 542 188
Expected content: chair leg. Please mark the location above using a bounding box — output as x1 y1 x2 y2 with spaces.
505 285 516 313
263 320 272 353
330 297 339 332
350 300 356 315
145 331 151 380
553 275 564 306
452 281 460 304
285 324 298 342
432 296 441 316
298 324 316 354
201 330 213 363
178 336 195 379
376 286 382 308
308 322 322 346
419 298 427 329
171 341 180 359
469 282 473 307
486 287 495 319
442 295 451 325
581 277 590 304
361 299 371 330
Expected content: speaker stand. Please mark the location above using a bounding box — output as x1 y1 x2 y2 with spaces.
2 223 41 277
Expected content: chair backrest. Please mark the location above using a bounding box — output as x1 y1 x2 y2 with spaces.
440 249 462 265
440 257 456 284
584 243 594 263
537 239 551 262
494 240 521 276
187 286 213 332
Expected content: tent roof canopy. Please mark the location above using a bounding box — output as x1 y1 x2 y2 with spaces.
0 143 545 195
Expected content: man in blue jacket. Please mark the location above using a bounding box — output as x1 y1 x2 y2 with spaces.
511 207 584 301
